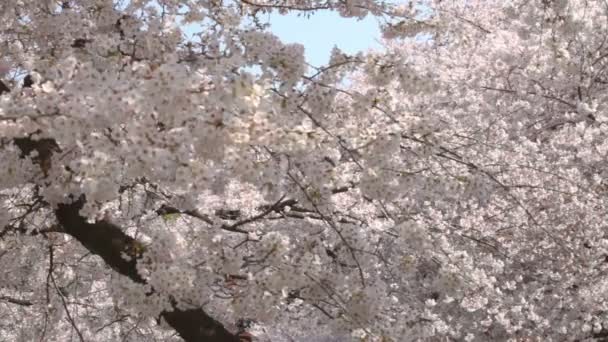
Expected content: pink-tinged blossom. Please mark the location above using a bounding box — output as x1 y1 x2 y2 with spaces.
5 0 608 341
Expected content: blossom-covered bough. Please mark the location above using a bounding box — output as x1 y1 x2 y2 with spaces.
2 0 608 341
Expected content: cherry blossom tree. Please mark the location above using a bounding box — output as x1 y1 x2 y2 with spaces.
2 0 608 341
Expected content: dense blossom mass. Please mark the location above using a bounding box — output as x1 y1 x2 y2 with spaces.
2 0 608 341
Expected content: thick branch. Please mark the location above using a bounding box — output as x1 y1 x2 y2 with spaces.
0 80 9 95
0 295 33 306
55 197 240 342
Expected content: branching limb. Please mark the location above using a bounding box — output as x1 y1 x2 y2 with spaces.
55 196 240 342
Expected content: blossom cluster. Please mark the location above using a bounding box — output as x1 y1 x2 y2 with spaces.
3 0 608 341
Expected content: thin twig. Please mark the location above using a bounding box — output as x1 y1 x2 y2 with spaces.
222 195 288 233
49 244 86 342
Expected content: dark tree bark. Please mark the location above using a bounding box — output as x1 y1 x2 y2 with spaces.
22 74 33 88
0 80 9 95
55 197 241 342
